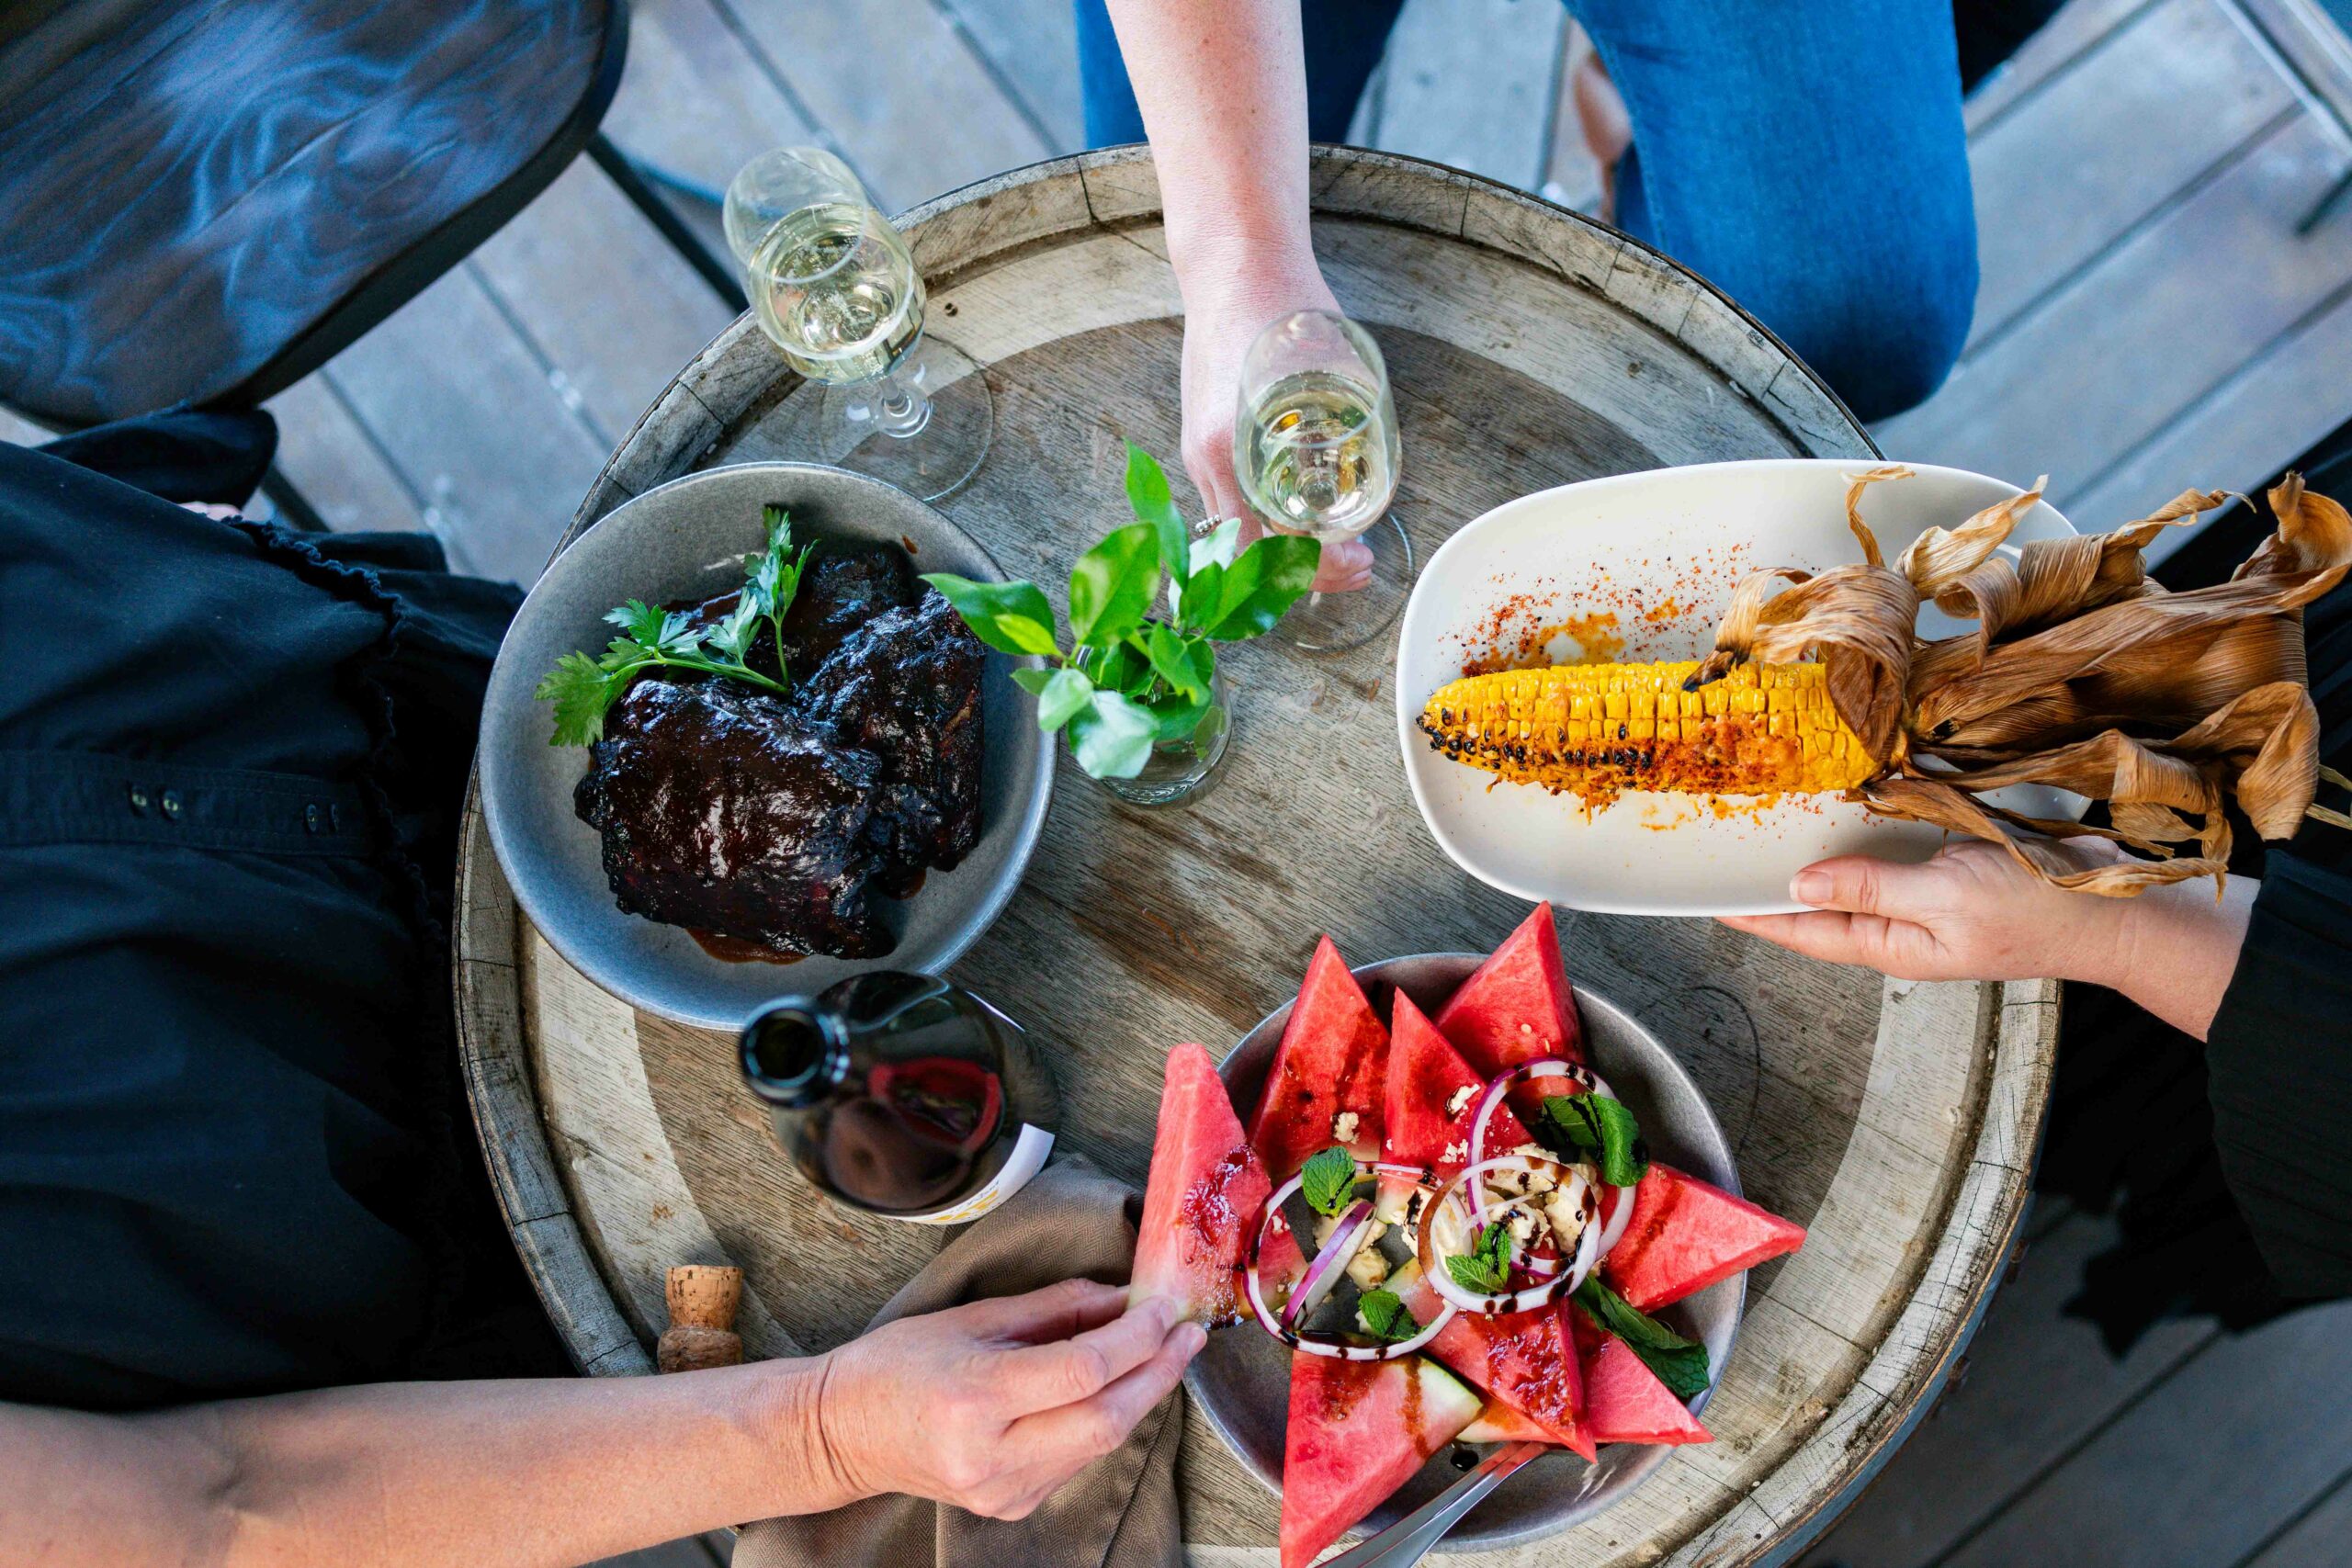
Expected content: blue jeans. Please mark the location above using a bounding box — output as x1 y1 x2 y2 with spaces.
1074 0 1977 423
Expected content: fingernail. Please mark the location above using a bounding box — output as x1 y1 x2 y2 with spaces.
1172 1323 1208 1356
1148 1298 1177 1332
1792 870 1831 905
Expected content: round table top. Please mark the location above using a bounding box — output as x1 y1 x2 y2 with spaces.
454 146 2059 1567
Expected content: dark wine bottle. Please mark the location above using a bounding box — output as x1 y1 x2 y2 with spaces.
739 972 1058 1223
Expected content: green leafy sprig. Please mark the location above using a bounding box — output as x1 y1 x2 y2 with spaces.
1356 1287 1419 1344
922 444 1320 780
1299 1145 1361 1220
1572 1276 1712 1401
537 506 815 747
1534 1093 1650 1190
1443 1220 1515 1295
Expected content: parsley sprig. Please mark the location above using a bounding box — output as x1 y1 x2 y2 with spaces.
537 506 815 747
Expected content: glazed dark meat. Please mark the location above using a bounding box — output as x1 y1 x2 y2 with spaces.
803 589 987 897
781 544 922 675
673 543 918 682
574 678 893 958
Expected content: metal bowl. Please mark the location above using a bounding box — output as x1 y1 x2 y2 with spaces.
1186 953 1744 1554
477 462 1054 1031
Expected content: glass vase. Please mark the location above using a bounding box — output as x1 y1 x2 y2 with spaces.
1083 670 1234 809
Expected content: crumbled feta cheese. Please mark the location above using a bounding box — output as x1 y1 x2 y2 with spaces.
1543 1186 1589 1250
1507 1209 1539 1247
1442 1140 1467 1167
1331 1111 1359 1145
1446 1084 1476 1118
1345 1224 1391 1290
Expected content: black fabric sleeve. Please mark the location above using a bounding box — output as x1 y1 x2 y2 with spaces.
2203 849 2352 1299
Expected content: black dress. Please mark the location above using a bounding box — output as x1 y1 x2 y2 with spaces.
0 410 563 1410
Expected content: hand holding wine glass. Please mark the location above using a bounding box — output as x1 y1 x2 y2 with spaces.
1176 273 1372 595
1230 308 1408 652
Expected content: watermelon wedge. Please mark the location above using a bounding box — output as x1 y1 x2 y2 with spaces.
1249 936 1390 1180
1568 1304 1712 1446
1458 1402 1552 1445
1376 991 1530 1220
1393 1261 1597 1461
1434 903 1584 1073
1130 1043 1273 1326
1280 1351 1479 1568
1602 1163 1806 1312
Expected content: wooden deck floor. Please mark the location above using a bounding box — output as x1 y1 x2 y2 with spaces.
11 1 2351 1563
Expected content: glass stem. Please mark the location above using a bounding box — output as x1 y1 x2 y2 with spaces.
854 360 933 442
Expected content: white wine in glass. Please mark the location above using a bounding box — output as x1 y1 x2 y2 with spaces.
725 149 992 502
1233 311 1408 652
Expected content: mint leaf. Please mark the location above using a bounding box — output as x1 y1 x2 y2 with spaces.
1443 1220 1513 1294
1123 442 1192 587
1357 1288 1418 1344
1298 1145 1359 1219
1068 522 1162 647
1573 1277 1711 1401
1197 532 1321 640
1066 688 1158 779
1537 1094 1649 1189
922 573 1062 658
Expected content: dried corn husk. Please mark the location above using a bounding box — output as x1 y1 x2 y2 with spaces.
1698 470 2351 894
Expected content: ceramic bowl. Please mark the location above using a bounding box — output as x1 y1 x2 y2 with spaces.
1185 953 1743 1553
478 463 1053 1030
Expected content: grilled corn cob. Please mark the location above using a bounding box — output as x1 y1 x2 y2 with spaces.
1417 660 1877 803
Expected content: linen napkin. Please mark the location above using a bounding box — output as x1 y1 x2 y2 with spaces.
731 1159 1183 1568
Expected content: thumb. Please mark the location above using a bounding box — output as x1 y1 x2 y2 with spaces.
1788 854 1948 919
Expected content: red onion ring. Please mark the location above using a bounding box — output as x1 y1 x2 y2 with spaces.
1242 1164 1459 1359
1415 1153 1604 1316
1282 1197 1374 1329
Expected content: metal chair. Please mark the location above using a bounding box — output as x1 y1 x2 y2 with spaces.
0 0 736 525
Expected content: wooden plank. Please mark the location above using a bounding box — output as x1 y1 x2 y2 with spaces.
322 265 611 585
1965 0 2162 132
469 160 735 448
1369 0 1566 192
1798 1212 2217 1567
263 375 427 534
2246 1469 2352 1566
1872 113 2352 506
2067 276 2352 552
715 0 1052 211
603 0 821 199
1946 1297 2352 1568
935 0 1083 152
1963 0 2298 344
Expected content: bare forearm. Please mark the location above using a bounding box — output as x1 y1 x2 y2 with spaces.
2087 874 2258 1041
1101 0 1320 291
7 1359 844 1568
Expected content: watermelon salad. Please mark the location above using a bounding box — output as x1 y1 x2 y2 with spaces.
1128 904 1808 1568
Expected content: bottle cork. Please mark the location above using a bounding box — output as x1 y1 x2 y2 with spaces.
658 1264 744 1372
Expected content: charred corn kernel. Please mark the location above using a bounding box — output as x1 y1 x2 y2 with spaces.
1415 660 1878 801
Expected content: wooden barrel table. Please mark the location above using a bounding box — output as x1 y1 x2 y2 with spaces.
455 147 2057 1566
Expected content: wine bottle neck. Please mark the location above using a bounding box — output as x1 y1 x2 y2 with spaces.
740 1003 849 1109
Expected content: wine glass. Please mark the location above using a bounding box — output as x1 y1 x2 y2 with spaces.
1231 310 1408 653
723 148 993 502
